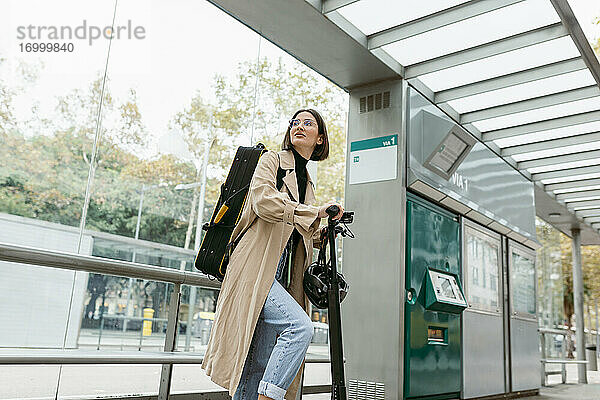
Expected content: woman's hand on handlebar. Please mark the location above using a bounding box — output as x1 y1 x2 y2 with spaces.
318 202 344 220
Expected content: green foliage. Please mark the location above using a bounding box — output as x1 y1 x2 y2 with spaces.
0 56 347 252
537 219 600 332
593 17 600 57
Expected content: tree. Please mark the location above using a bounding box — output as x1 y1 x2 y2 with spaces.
593 17 600 56
1 55 350 320
203 58 348 206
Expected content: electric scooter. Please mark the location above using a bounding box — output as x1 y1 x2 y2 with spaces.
324 205 354 400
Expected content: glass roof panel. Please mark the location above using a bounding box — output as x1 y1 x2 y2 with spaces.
541 172 600 185
473 96 600 132
448 69 595 114
382 0 559 66
527 159 600 174
494 119 600 147
554 184 600 194
511 141 600 162
419 37 580 92
337 0 469 36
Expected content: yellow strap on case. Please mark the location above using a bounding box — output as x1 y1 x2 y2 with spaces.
214 205 229 223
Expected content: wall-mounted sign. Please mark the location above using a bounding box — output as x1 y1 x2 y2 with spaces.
349 134 398 185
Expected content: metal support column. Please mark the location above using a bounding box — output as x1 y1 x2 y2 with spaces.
158 283 182 399
594 299 600 356
571 228 587 383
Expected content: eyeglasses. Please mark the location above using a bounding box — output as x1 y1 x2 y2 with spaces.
289 119 316 128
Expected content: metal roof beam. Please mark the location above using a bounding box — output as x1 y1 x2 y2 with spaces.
483 110 600 141
518 149 600 170
322 0 359 14
405 23 568 78
435 57 586 103
549 0 600 87
461 86 600 124
502 131 600 156
546 178 600 192
368 0 525 50
532 165 600 181
557 189 600 202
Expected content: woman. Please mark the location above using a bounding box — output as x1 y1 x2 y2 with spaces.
201 109 344 400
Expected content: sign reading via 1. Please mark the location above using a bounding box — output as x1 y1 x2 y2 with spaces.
349 134 398 185
382 136 396 146
450 172 469 192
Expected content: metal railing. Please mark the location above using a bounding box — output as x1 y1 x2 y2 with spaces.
0 242 331 400
0 242 220 288
539 327 590 386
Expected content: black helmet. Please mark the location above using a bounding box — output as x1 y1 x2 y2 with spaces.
303 260 349 309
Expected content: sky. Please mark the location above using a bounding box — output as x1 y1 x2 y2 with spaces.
1 0 313 160
1 0 600 161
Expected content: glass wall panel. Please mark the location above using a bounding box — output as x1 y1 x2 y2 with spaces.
464 225 501 313
72 0 262 367
510 245 537 318
1 0 115 398
43 0 349 397
2 0 348 396
57 365 162 397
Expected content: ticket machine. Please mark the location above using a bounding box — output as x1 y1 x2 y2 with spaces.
404 196 467 399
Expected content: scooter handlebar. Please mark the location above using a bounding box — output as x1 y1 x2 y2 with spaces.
326 205 340 218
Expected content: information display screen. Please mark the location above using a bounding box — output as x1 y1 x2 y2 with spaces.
440 277 456 299
422 125 476 180
428 133 469 174
428 269 467 308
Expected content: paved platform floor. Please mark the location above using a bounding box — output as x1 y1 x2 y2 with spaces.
530 363 600 399
534 384 600 399
303 364 600 400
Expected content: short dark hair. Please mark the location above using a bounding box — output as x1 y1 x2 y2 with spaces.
281 108 329 161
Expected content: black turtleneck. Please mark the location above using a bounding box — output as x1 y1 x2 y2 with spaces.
276 146 311 288
291 146 309 204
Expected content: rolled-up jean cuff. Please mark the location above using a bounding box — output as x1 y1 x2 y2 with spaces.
258 380 286 400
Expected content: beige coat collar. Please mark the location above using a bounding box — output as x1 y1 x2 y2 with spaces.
278 149 315 206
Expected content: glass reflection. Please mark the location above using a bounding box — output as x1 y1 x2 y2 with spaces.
465 227 500 313
511 250 536 316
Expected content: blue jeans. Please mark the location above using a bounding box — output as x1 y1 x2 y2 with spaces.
233 258 314 400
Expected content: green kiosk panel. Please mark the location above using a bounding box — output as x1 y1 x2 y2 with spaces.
405 196 463 400
423 268 467 314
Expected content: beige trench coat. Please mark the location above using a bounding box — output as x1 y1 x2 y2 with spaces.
201 149 322 399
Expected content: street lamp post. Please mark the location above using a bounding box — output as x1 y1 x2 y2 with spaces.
123 182 166 332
